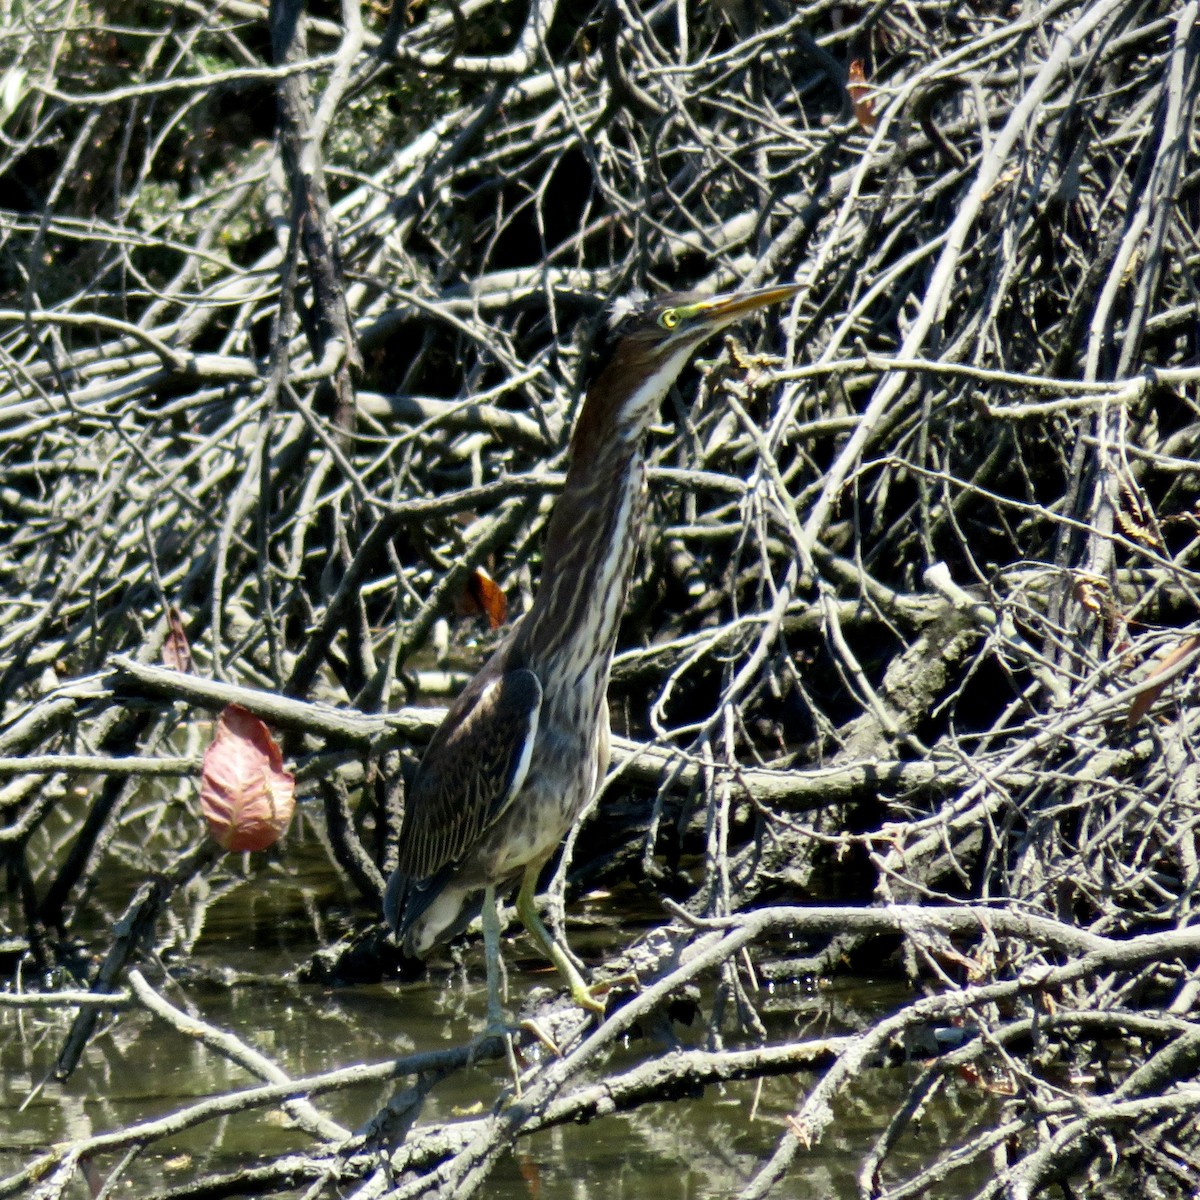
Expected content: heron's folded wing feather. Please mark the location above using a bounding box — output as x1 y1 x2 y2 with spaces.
394 667 542 880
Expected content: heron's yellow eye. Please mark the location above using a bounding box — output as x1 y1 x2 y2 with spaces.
659 309 680 330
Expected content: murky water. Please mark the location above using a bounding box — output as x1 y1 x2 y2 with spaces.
1 835 995 1199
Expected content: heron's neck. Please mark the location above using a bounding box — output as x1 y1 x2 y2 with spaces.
518 429 647 679
514 340 697 683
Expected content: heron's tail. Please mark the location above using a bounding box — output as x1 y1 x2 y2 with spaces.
383 865 470 957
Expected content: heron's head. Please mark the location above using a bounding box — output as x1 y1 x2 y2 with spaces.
580 283 801 447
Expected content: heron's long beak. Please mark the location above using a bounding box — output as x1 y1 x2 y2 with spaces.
685 283 802 326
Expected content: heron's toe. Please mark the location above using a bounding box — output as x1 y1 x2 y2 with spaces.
571 980 609 1015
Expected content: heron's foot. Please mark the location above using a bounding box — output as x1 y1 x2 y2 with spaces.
572 968 641 1014
594 970 639 998
469 1015 526 1093
470 993 517 1051
570 977 609 1015
519 1017 562 1056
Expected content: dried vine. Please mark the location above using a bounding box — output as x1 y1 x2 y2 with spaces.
2 0 1200 1196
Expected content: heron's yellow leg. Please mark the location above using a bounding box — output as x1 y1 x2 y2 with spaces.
515 865 606 1015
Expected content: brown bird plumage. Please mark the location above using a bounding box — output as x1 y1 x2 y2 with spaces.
385 283 799 1021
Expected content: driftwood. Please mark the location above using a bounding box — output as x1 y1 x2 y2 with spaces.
2 0 1200 1196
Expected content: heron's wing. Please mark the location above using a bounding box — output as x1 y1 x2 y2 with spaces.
394 665 542 881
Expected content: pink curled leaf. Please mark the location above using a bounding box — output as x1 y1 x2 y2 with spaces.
200 705 296 852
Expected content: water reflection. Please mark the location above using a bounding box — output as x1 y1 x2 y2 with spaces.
2 848 992 1199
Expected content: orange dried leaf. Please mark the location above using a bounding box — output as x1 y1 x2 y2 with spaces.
955 1062 982 1086
163 607 193 673
200 705 296 852
473 568 507 629
1072 576 1105 616
1125 634 1200 729
516 1152 541 1199
1073 575 1132 652
848 59 876 131
934 945 986 982
456 566 507 630
981 1071 1018 1097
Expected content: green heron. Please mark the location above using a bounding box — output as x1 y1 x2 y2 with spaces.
384 282 800 1022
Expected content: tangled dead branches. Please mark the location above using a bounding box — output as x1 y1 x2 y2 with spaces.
2 0 1200 1196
